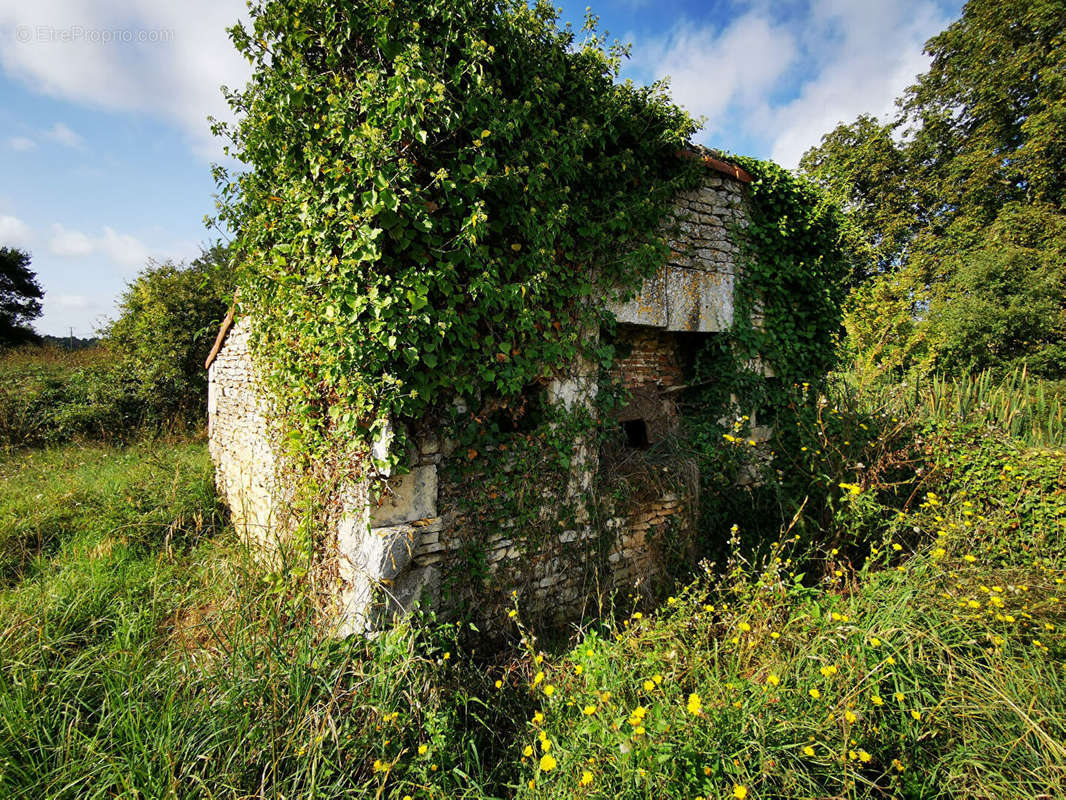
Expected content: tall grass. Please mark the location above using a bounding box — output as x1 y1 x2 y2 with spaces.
1 374 1064 798
0 440 522 799
836 367 1066 447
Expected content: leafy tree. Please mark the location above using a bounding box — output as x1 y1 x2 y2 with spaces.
105 244 231 419
925 203 1066 377
801 0 1066 379
0 247 44 347
213 0 700 464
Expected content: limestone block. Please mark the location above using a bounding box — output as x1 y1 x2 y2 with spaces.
384 564 440 617
370 465 438 527
665 267 733 332
607 268 667 328
348 521 419 581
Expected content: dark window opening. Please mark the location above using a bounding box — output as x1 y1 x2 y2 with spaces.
622 418 650 449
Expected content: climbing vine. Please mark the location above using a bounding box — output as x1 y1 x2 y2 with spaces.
213 0 702 475
681 157 855 551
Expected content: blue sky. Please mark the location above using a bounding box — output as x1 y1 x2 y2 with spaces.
0 0 962 337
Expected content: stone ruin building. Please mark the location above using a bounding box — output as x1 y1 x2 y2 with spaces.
206 150 762 634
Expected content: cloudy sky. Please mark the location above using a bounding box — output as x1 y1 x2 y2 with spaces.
0 0 962 337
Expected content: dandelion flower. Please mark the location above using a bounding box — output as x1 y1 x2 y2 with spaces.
418 744 428 755
733 785 748 799
522 745 534 757
910 709 921 721
533 671 544 686
809 688 821 699
543 684 555 697
580 770 593 786
582 704 596 716
845 710 857 723
686 693 702 715
767 674 780 687
802 745 815 757
539 753 557 771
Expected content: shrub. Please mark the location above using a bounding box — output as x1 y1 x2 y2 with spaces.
0 346 142 449
104 244 230 422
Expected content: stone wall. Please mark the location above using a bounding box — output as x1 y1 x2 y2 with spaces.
207 316 285 550
609 171 749 332
207 164 747 634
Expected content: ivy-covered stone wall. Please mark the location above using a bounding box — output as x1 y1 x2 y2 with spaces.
208 165 750 634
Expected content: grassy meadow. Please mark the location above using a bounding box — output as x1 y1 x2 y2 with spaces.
0 351 1063 799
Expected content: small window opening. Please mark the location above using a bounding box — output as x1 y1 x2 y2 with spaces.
622 418 650 449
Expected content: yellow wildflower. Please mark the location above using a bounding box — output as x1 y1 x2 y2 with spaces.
686 693 702 715
733 785 748 799
580 770 593 786
539 753 556 771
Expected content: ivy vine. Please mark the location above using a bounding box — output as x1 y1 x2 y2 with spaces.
213 0 702 474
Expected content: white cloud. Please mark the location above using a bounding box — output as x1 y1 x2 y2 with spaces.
54 293 90 309
49 222 94 256
8 135 36 151
44 121 84 149
0 214 33 249
47 221 195 271
630 0 957 168
0 0 252 158
98 226 150 268
766 0 955 167
631 11 797 138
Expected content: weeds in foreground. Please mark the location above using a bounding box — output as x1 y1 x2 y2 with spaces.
1 373 1064 798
